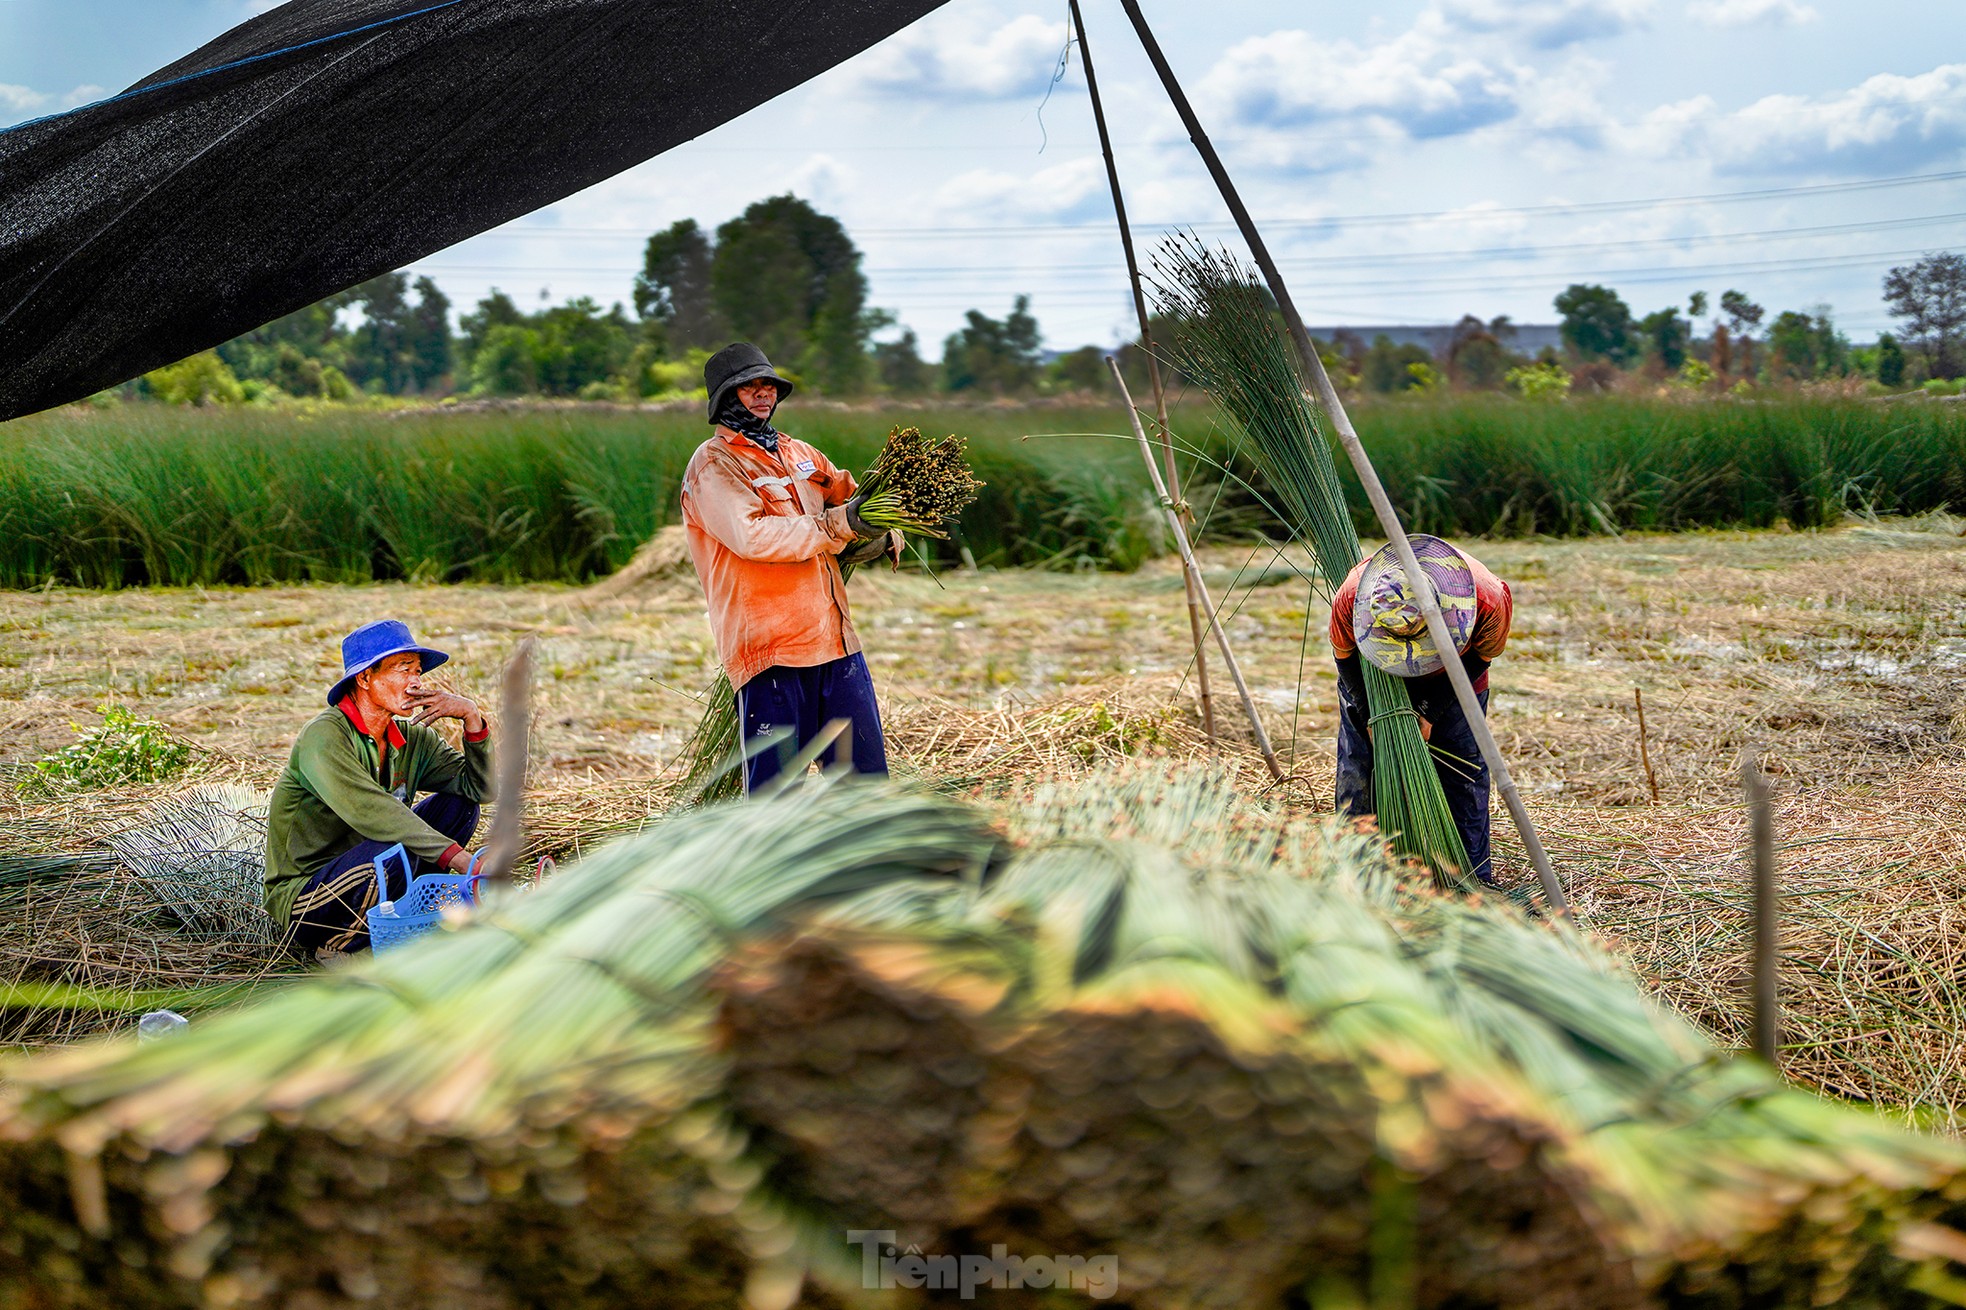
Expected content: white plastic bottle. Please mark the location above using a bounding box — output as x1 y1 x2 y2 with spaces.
137 1010 189 1042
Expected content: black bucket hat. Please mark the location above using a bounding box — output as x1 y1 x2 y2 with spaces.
704 342 795 422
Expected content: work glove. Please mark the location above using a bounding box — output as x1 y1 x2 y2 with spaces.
840 530 904 569
842 493 879 538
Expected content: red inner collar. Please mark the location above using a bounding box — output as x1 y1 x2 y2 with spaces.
337 698 406 750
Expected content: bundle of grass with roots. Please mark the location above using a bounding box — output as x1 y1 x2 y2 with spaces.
6 766 1966 1308
1153 236 1472 885
677 426 982 802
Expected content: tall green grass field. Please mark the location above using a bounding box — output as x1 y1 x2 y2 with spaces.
0 397 1961 588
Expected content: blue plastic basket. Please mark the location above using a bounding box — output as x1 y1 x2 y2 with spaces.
364 844 481 952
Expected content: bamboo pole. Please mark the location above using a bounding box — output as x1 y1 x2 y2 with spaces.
481 638 533 887
1068 0 1217 746
1635 687 1661 803
1113 0 1569 920
1110 357 1283 781
1742 748 1780 1065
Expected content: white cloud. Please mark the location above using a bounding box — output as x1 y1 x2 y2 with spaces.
849 9 1068 103
1627 64 1966 172
1201 18 1528 142
1686 0 1818 27
930 157 1105 222
1439 0 1655 48
0 82 105 124
0 84 52 115
786 153 858 209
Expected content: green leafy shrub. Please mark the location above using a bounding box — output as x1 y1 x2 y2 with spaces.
1505 361 1572 400
23 706 191 793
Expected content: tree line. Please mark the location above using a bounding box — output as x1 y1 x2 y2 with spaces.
134 193 1966 405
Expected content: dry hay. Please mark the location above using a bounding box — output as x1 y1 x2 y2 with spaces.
576 524 691 603
0 786 302 1049
1558 769 1966 1130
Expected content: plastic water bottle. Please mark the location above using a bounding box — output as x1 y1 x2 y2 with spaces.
137 1010 189 1043
374 901 398 918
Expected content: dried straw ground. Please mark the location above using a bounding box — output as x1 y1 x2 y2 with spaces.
2 522 1963 1126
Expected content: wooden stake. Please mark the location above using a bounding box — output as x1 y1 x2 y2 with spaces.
1742 747 1780 1065
481 638 533 887
1110 357 1283 781
1068 0 1217 746
1635 687 1660 803
1113 0 1570 921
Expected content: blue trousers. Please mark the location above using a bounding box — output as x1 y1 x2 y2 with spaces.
286 791 480 954
1335 667 1493 884
738 653 889 793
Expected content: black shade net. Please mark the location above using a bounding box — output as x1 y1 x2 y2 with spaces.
0 0 950 421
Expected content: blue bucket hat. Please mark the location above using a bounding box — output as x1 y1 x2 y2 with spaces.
327 619 449 707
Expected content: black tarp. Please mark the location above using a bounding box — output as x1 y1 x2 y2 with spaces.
0 0 950 420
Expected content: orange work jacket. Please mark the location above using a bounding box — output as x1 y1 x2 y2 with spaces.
680 425 861 689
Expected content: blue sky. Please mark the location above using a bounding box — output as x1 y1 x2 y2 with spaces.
8 0 1966 349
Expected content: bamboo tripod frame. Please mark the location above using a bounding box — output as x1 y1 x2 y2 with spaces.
1110 358 1283 781
1066 0 1218 746
1113 0 1570 918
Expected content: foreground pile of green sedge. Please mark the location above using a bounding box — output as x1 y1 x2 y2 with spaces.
3 766 1965 1309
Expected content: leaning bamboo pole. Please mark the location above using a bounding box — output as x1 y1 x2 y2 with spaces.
1067 0 1218 746
1112 0 1569 920
1109 358 1283 781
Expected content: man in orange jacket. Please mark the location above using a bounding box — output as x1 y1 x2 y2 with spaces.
1331 534 1513 884
681 342 900 792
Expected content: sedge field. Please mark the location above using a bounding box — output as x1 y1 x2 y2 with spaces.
3 520 1965 1124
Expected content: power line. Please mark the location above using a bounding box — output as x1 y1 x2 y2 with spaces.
459 167 1966 243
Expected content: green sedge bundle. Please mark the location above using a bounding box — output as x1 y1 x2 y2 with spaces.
677 427 982 802
5 768 1964 1309
1152 235 1472 885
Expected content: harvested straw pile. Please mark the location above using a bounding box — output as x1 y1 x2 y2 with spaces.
1563 771 1966 1131
5 768 1966 1308
1 787 299 1048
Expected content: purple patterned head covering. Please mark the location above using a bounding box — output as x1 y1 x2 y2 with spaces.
1351 535 1478 678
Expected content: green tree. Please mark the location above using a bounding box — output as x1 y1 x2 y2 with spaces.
1882 252 1966 380
1767 307 1847 381
943 296 1043 394
1719 290 1764 379
1047 345 1109 393
470 325 542 396
1360 335 1434 393
873 330 935 394
215 291 356 385
404 276 454 393
635 219 722 354
1637 307 1691 372
711 195 873 393
1446 316 1515 390
461 290 526 362
144 351 245 405
1876 332 1907 387
1554 284 1634 363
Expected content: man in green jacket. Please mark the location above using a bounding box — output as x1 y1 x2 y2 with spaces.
265 620 492 957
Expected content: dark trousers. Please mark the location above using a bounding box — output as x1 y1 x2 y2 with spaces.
1335 669 1493 884
738 653 889 794
287 792 480 954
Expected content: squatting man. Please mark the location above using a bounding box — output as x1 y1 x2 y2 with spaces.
263 619 493 958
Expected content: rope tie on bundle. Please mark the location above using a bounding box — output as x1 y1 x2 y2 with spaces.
1367 707 1422 728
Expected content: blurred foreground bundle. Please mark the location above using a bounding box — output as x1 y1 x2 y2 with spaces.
4 768 1964 1309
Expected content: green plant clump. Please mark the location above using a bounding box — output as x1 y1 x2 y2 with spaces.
22 706 190 793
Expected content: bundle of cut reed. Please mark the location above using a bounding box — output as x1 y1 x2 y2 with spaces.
6 767 1966 1308
1152 236 1471 884
678 426 982 802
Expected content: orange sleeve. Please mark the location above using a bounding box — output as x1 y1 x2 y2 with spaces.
683 449 854 562
1329 560 1367 657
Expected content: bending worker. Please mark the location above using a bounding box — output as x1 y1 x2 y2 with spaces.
264 620 492 958
1332 535 1512 885
682 342 900 792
